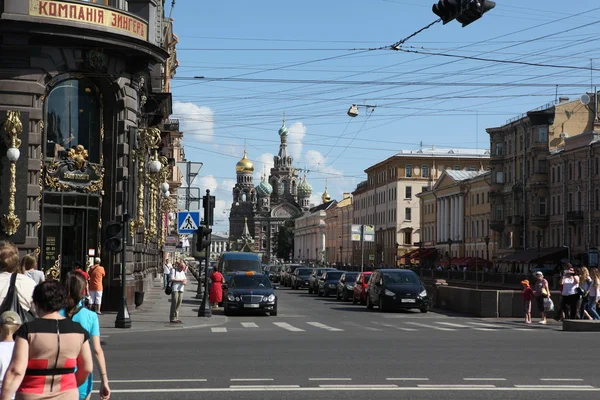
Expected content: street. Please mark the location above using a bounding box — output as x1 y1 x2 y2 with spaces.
98 285 597 399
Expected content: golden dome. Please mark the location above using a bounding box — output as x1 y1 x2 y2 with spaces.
236 151 254 173
321 188 331 203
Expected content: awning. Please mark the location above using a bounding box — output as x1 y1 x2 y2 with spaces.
499 247 568 263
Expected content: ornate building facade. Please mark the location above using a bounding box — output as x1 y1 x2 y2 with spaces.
0 0 180 310
229 120 312 262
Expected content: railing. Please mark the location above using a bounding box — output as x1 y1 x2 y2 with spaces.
566 210 584 221
162 119 180 131
506 100 558 125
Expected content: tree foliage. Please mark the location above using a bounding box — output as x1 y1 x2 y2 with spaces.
273 218 296 261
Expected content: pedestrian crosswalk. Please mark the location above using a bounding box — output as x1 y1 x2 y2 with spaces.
208 320 557 334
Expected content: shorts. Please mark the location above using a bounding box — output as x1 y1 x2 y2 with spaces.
535 296 545 313
524 300 532 313
90 290 103 305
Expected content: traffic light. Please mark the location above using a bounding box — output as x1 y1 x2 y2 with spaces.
202 195 216 226
105 222 122 252
195 226 212 252
432 0 495 27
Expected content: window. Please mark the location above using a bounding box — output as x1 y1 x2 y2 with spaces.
422 165 429 178
551 167 555 183
596 189 599 211
552 196 556 215
495 206 503 221
454 165 460 170
538 159 547 174
405 208 412 221
557 166 561 182
568 163 573 180
403 231 411 245
577 161 582 179
405 164 413 178
596 158 599 175
45 79 101 161
495 171 505 184
405 186 412 199
476 194 480 205
568 192 573 211
538 126 548 142
577 191 582 211
495 143 504 156
538 197 547 216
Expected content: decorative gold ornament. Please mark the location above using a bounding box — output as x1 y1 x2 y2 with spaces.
67 144 89 170
45 254 61 281
1 111 23 236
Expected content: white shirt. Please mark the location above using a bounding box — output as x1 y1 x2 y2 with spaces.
25 270 45 285
170 270 186 292
0 341 15 399
163 263 172 275
561 276 578 296
0 272 36 311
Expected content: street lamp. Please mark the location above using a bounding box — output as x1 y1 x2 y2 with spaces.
1 111 22 236
536 230 543 267
447 238 454 266
347 104 376 117
484 235 490 265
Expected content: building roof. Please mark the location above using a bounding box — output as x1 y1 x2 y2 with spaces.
308 200 336 213
444 170 489 181
394 148 490 158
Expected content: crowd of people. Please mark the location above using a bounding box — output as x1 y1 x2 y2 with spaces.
521 264 600 325
0 241 110 400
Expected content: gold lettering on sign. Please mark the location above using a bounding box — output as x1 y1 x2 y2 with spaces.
64 172 90 181
29 0 146 40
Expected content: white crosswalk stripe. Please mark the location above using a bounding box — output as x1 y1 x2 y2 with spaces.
306 322 344 332
405 322 456 331
241 322 259 328
273 322 305 332
211 327 227 333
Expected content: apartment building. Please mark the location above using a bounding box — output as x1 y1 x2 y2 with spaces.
418 170 496 267
487 97 596 264
352 148 490 266
324 193 353 265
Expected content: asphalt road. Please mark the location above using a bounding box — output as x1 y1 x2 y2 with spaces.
99 285 597 399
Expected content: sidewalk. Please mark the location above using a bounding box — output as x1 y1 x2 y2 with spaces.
97 273 226 335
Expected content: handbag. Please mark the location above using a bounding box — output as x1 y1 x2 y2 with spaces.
543 297 554 312
575 286 585 297
0 273 35 323
165 280 173 296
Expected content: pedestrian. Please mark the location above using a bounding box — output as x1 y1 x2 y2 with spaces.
21 255 44 286
0 311 21 400
0 280 93 400
209 268 224 308
560 267 580 320
533 271 550 324
578 266 593 319
169 262 187 324
61 272 111 400
521 280 534 324
162 259 172 290
73 261 90 308
88 257 105 315
586 268 600 320
0 241 36 313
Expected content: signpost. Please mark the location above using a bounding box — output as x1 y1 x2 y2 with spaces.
352 224 375 272
177 211 201 234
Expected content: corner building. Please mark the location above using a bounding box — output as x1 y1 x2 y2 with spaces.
0 1 179 309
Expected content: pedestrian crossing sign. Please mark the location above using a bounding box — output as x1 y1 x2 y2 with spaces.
177 211 201 234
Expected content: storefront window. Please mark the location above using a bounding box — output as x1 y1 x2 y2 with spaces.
45 79 100 162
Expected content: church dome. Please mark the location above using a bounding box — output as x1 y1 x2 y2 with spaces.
278 121 289 137
297 176 312 198
321 188 331 203
256 175 273 197
236 150 254 173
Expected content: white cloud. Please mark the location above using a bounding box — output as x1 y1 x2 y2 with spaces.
303 149 356 204
197 175 218 193
254 153 274 181
173 102 214 142
287 122 306 162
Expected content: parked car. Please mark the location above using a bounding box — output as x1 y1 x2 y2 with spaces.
281 264 303 287
366 269 428 313
317 270 345 297
291 268 313 289
308 268 337 294
336 272 358 301
269 265 283 282
224 272 277 316
352 272 372 305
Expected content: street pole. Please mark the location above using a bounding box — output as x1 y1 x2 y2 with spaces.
475 238 479 290
198 189 213 318
115 175 131 328
360 225 365 273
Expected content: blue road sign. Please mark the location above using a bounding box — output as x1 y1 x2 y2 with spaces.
177 211 201 234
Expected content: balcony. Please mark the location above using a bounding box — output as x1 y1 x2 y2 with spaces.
527 172 548 186
567 210 584 224
490 220 505 232
529 215 549 229
162 119 180 131
490 181 504 191
505 215 523 226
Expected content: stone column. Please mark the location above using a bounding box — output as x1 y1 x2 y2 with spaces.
458 195 464 240
437 199 442 243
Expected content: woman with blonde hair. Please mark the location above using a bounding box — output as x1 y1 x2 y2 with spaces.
579 266 593 319
587 268 600 320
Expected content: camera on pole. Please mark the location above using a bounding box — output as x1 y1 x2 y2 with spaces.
105 222 122 252
432 0 495 27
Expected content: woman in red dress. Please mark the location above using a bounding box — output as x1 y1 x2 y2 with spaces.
209 268 224 308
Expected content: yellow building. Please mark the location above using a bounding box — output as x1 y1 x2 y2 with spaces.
325 193 353 265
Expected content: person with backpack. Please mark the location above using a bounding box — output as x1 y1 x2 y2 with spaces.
60 272 111 400
0 241 35 314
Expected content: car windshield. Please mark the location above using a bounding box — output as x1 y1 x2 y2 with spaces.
326 272 344 280
364 274 371 283
382 272 420 285
345 274 358 282
297 269 312 276
231 275 272 289
223 259 262 274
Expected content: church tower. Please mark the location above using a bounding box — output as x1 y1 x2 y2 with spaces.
297 174 312 210
229 149 257 245
270 117 298 205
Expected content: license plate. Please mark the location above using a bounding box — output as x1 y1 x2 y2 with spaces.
244 304 259 308
401 298 416 303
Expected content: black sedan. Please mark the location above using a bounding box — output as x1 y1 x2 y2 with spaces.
366 269 428 313
308 268 337 294
336 272 358 301
224 272 277 316
317 271 346 297
291 267 313 289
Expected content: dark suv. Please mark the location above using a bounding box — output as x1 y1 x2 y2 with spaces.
366 269 428 313
291 268 313 289
308 268 336 294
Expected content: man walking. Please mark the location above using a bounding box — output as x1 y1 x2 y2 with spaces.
89 257 106 314
169 261 187 324
163 259 172 289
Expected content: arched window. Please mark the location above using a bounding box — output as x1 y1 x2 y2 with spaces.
282 180 289 195
45 79 100 162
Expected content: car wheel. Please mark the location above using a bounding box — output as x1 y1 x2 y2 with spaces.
224 305 232 316
366 294 374 310
323 289 329 298
352 294 357 305
318 288 323 297
360 293 367 305
271 306 278 316
308 286 313 294
420 307 428 314
336 290 341 300
343 290 349 302
379 297 387 312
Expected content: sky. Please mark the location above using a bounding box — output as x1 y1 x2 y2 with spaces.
166 0 600 232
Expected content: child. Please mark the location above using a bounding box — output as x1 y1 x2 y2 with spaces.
521 280 534 324
0 311 22 400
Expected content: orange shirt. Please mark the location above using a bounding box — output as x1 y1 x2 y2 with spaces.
88 264 105 291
